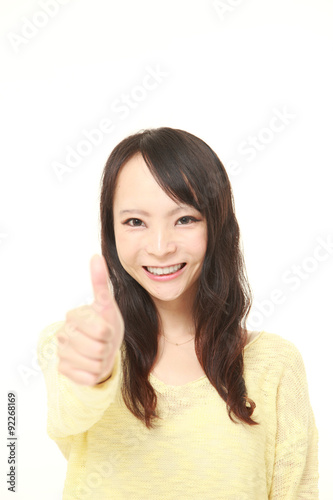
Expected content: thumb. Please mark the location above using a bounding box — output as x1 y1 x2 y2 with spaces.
90 254 114 319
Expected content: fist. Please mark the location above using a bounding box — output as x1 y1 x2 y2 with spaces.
56 254 125 386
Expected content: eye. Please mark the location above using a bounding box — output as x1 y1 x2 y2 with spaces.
123 218 145 227
176 216 199 225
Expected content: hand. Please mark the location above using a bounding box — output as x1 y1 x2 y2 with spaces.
56 254 125 386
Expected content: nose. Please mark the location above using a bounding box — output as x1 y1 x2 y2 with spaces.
145 227 177 257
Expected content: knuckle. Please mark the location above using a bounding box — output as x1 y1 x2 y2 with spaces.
83 369 99 384
64 322 78 339
94 324 108 341
94 342 105 358
57 327 76 351
91 374 100 385
79 305 95 321
65 309 77 321
57 360 68 376
56 332 68 350
94 359 104 374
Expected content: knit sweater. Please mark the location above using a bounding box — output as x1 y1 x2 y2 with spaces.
37 321 319 499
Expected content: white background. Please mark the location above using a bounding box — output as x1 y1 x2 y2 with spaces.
1 0 332 498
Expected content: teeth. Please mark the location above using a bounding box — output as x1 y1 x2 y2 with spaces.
147 263 184 276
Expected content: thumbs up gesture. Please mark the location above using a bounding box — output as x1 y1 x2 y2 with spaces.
56 254 125 386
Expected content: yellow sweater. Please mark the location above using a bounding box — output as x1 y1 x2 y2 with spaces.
37 322 319 499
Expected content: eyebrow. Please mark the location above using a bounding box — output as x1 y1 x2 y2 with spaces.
119 206 190 217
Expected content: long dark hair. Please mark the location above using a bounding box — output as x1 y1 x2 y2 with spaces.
100 127 257 428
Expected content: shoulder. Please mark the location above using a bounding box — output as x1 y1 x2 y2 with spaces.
244 331 307 378
246 330 303 356
244 332 314 416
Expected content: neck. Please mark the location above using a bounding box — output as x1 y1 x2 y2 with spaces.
152 287 196 343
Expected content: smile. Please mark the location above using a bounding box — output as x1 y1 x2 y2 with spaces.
142 263 187 281
145 263 186 276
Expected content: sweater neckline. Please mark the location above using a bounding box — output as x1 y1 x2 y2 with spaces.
244 330 265 350
149 330 265 389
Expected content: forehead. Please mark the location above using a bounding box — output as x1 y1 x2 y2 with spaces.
115 153 153 188
114 153 177 206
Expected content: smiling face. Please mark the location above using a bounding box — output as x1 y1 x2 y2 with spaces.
113 153 208 309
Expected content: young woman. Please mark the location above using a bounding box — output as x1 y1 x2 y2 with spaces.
38 127 319 499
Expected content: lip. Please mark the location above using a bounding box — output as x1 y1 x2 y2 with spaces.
142 263 187 281
145 263 184 269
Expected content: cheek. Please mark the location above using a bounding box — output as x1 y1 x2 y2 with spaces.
115 230 139 266
114 230 128 262
189 230 207 257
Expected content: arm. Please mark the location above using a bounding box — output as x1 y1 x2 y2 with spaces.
270 343 319 499
37 321 122 440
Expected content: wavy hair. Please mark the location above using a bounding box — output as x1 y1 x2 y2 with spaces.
100 127 257 428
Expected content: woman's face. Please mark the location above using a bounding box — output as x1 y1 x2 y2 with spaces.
113 153 208 307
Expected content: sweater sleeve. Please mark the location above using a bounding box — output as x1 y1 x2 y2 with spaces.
37 321 122 442
269 342 319 499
